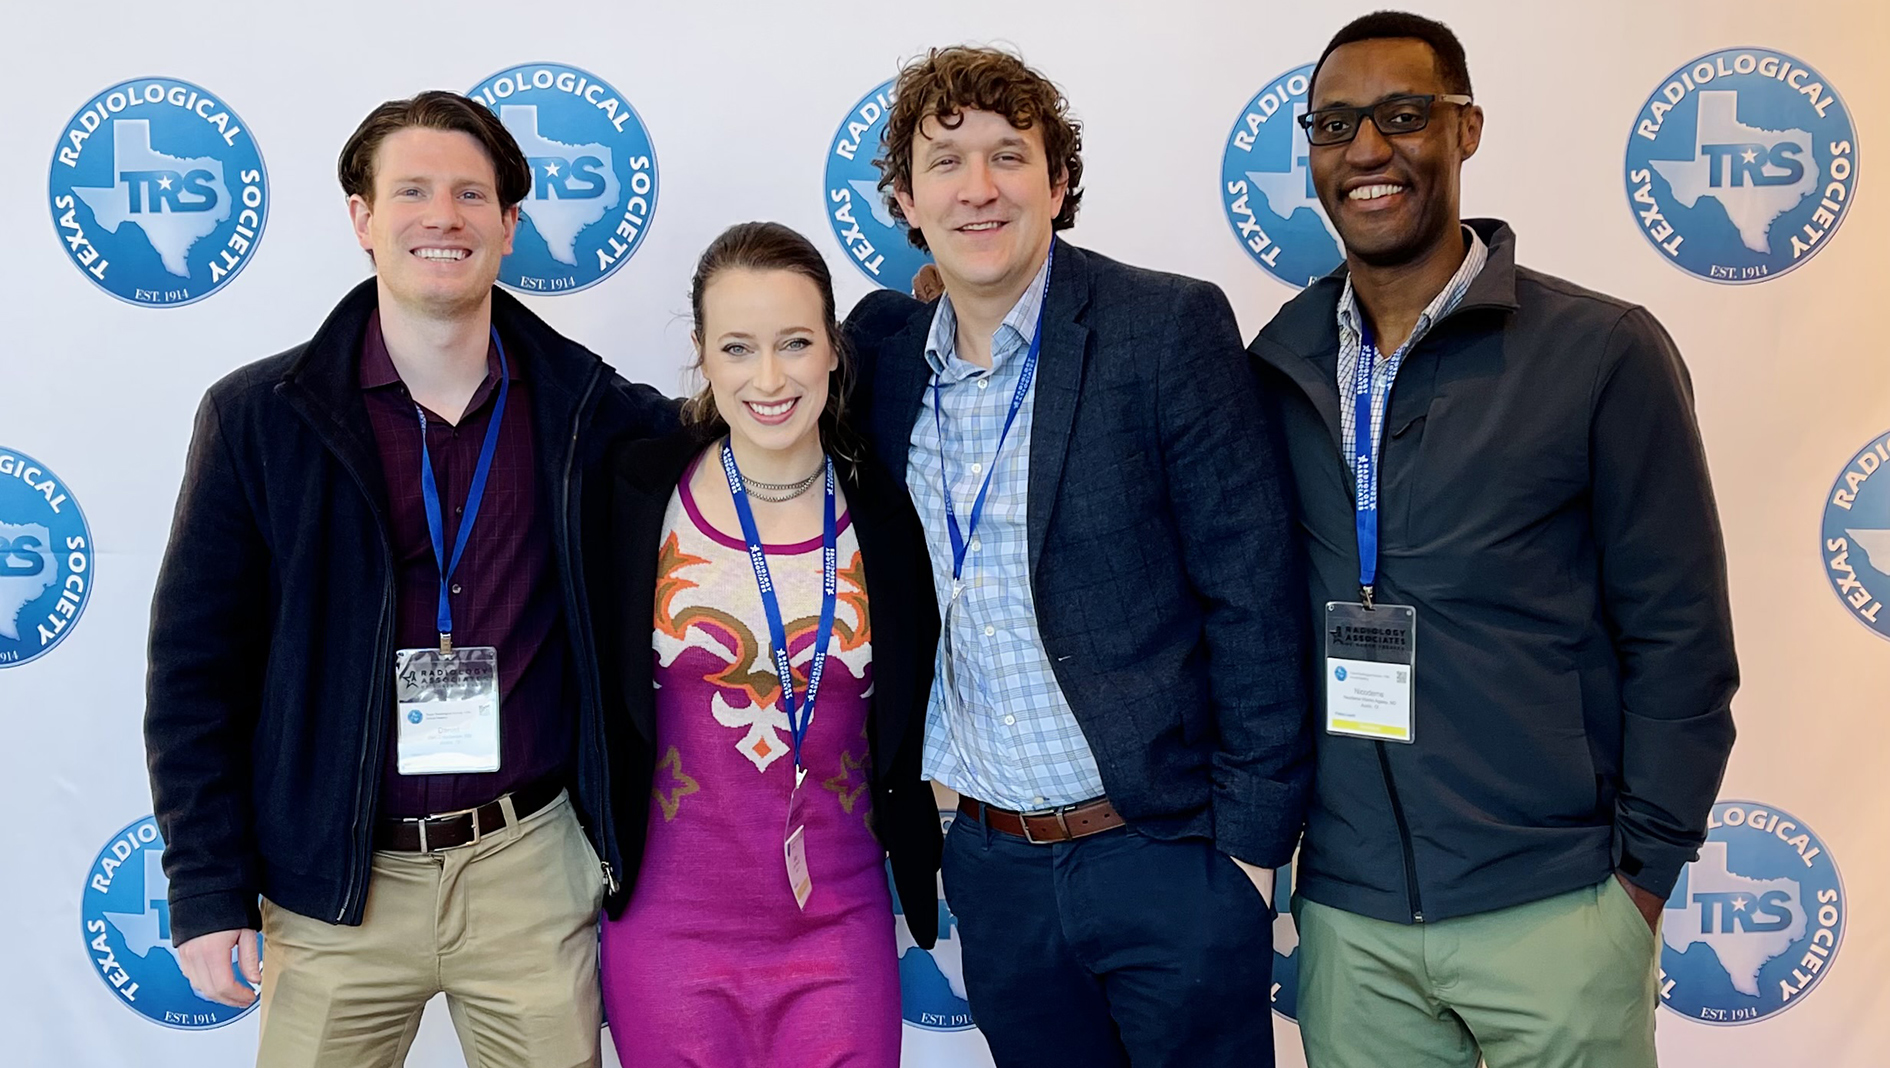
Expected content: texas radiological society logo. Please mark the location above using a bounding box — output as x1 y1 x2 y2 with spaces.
49 78 267 307
1660 800 1843 1024
0 448 92 667
82 815 259 1028
1823 430 1890 638
890 810 975 1031
1221 63 1342 289
1625 48 1857 283
467 63 658 294
826 80 932 291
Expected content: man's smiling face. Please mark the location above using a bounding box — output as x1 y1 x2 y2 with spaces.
1308 37 1481 268
350 127 518 317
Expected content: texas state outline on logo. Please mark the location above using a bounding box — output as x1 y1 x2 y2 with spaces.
1822 429 1890 639
890 809 975 1032
0 447 93 667
467 63 659 295
1624 48 1858 284
1659 800 1844 1025
48 77 268 307
82 814 260 1028
1220 62 1343 289
825 79 932 291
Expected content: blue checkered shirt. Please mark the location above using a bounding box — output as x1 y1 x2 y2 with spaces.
907 255 1105 810
1337 227 1489 471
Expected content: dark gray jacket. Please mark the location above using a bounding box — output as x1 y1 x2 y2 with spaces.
846 238 1311 867
1249 220 1737 924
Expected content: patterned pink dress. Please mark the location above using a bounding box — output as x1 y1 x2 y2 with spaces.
600 468 900 1067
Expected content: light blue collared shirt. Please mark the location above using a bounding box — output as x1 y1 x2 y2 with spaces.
906 253 1105 810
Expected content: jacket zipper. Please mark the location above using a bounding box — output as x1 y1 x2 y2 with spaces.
1375 742 1425 922
560 366 618 895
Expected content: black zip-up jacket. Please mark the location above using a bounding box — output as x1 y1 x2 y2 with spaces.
144 280 677 944
1248 220 1738 925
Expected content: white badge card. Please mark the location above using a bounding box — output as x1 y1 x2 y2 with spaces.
1324 602 1416 743
783 768 813 910
394 646 502 775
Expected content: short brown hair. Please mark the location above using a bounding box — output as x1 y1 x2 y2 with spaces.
876 46 1084 251
682 222 860 461
338 91 533 209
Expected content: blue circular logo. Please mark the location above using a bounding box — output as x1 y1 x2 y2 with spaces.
1270 863 1299 1021
0 448 93 668
825 79 933 291
467 63 659 295
1624 48 1858 283
1659 800 1844 1024
1823 431 1890 640
407 709 424 724
1220 64 1343 289
81 815 260 1028
890 809 975 1031
49 77 268 307
1333 666 1347 682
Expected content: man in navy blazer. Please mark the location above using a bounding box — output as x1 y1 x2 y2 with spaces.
843 45 1310 1068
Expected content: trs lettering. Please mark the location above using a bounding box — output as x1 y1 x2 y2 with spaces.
531 156 607 199
120 169 219 213
1701 143 1806 187
0 534 46 577
1693 890 1795 933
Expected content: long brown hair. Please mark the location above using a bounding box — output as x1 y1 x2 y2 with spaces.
682 222 860 462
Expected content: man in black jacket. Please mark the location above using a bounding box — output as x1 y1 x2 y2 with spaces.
1249 13 1738 1068
143 92 673 1067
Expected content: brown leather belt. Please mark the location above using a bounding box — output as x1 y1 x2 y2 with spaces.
375 778 563 853
958 795 1125 844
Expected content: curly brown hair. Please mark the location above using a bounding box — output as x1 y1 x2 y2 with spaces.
875 46 1084 251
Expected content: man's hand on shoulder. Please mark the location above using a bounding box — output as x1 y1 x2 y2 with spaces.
177 928 262 1007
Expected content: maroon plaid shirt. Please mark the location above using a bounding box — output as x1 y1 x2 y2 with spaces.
360 311 571 818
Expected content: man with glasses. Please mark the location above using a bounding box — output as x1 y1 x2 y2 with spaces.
1250 12 1737 1067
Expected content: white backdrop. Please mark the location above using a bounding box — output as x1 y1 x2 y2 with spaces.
3 1 1887 1065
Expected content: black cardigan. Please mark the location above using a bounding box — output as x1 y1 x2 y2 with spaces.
583 428 943 947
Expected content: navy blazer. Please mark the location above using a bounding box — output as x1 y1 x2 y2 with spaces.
844 239 1312 866
582 428 943 946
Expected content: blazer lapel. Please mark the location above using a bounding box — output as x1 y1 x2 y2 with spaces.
876 308 936 489
1027 239 1092 571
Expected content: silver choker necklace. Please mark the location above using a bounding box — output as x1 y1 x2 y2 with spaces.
741 464 823 502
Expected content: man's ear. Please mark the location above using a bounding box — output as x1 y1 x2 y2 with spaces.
1458 104 1484 162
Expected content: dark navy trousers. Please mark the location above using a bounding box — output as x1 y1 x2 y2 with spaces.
941 814 1276 1068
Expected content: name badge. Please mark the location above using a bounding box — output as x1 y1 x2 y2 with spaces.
394 646 501 774
784 767 813 910
1324 602 1416 743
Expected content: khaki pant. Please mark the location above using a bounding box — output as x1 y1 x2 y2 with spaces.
1296 877 1661 1068
257 791 606 1068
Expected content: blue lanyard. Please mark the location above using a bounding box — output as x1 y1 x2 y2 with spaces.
932 251 1054 583
417 327 509 650
720 439 838 775
1347 323 1406 609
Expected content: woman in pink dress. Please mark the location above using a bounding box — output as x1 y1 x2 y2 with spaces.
586 221 942 1066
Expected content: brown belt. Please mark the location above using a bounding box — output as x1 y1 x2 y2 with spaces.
958 795 1125 844
375 778 563 853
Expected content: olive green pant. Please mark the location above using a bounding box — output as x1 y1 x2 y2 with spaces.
1295 877 1660 1068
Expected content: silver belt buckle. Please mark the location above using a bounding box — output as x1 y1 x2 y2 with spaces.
409 802 486 854
1018 804 1072 845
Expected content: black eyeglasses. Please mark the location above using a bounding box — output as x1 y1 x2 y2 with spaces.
1297 94 1473 146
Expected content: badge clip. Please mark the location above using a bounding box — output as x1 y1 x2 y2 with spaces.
439 632 453 655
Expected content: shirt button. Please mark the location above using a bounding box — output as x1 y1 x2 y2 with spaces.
984 625 995 637
1003 715 1016 726
970 537 982 552
977 379 991 390
970 462 982 474
451 583 462 595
